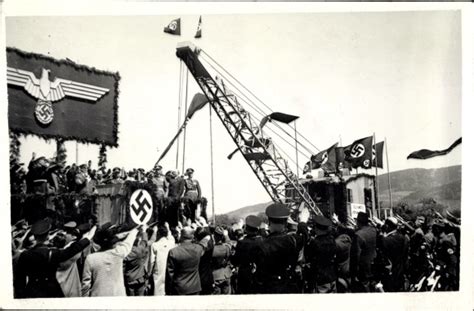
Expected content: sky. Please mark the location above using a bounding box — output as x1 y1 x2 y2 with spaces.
4 10 462 214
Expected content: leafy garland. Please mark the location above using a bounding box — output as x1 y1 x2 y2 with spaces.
56 138 67 165
7 47 121 147
98 144 107 168
9 131 21 167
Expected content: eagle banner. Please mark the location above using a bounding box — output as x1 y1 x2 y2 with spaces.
7 48 120 146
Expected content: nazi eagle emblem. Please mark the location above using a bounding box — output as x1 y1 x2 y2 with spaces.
7 67 109 125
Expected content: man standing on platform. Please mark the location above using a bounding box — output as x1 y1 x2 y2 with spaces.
151 165 168 222
183 168 201 223
166 170 185 227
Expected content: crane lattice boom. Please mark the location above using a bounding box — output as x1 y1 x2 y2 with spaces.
176 42 321 216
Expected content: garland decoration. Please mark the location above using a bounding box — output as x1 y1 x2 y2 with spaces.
56 138 67 165
9 130 21 168
98 144 107 168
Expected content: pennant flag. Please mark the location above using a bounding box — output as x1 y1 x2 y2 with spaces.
164 18 181 36
194 16 202 38
336 145 352 172
407 137 462 160
345 136 373 169
186 93 209 119
372 141 384 168
303 143 338 174
155 93 208 166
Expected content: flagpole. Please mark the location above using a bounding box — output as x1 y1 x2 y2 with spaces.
75 141 79 164
176 61 183 170
294 120 299 179
182 68 189 174
209 104 216 224
373 132 380 218
385 137 393 216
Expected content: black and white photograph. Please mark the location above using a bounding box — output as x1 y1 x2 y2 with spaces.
0 2 472 310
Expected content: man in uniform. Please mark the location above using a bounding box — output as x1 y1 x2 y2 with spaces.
254 203 308 294
110 167 124 184
15 219 96 298
304 215 337 293
166 170 185 226
231 215 263 294
151 165 168 223
350 212 377 292
183 168 201 223
379 217 409 292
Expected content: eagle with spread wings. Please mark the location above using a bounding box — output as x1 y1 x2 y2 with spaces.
7 67 110 102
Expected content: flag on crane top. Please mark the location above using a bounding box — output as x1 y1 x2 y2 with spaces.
303 143 338 174
372 141 384 168
194 16 202 38
164 18 181 35
345 136 373 169
407 137 461 160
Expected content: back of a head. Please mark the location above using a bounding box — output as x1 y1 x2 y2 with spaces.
356 212 369 226
158 225 169 239
180 226 194 242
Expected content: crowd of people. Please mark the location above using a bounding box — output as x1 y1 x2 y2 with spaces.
10 153 461 298
11 202 460 298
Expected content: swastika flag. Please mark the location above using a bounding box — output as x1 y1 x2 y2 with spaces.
345 136 373 169
372 141 384 168
194 16 202 39
164 18 181 36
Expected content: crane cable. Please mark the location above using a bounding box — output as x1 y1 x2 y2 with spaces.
201 50 322 153
175 61 184 170
200 56 316 159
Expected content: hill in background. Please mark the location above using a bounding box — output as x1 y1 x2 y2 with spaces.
221 165 461 220
377 165 461 209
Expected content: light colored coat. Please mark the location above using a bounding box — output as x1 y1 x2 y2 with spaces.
81 229 138 297
150 235 175 295
56 244 82 297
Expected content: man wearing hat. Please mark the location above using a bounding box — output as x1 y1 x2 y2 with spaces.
379 217 409 292
350 212 377 292
304 215 337 293
151 164 168 222
15 219 96 298
165 170 186 226
110 167 124 184
56 221 83 297
211 226 233 294
183 168 202 223
231 215 263 294
254 203 308 294
82 224 139 297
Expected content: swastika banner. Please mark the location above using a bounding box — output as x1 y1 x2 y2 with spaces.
129 189 153 225
7 47 120 146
